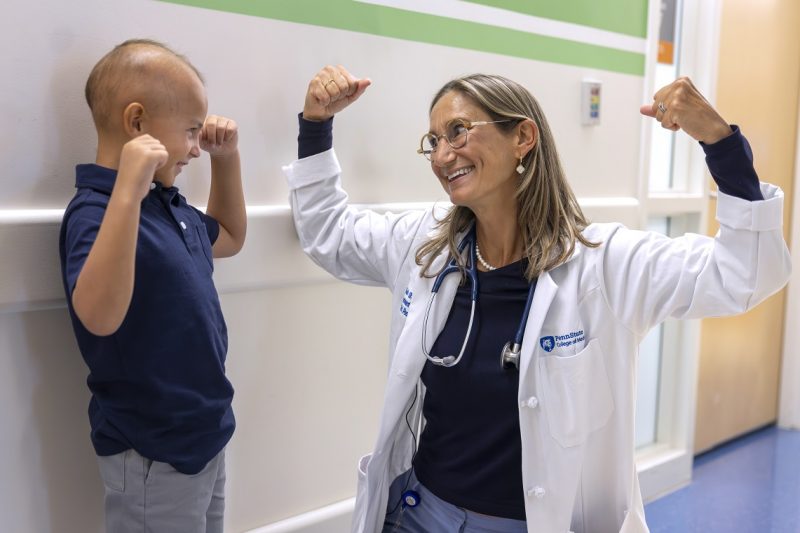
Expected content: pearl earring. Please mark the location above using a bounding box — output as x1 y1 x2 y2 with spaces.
516 158 525 175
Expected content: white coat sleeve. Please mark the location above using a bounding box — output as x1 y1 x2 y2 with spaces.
283 149 428 289
599 182 791 336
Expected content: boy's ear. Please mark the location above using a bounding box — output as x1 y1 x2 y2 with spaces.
122 102 146 137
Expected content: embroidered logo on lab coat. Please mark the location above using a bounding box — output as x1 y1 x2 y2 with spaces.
400 288 413 317
540 336 555 352
540 330 585 351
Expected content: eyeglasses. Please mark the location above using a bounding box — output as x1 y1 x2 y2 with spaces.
417 118 511 161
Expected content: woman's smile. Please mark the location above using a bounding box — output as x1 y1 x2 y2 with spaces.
446 166 474 182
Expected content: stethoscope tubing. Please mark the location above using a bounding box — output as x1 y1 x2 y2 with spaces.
421 291 475 367
515 282 536 345
421 227 534 370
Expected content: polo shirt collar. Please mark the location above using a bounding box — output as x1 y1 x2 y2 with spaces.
75 164 182 205
75 164 117 194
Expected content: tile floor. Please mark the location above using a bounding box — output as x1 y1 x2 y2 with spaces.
645 425 800 532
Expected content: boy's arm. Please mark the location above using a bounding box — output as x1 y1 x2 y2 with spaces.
202 115 246 258
71 135 167 336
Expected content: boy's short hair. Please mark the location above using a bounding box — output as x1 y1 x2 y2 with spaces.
85 39 204 130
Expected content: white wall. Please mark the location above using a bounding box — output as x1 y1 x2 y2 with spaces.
1 1 648 531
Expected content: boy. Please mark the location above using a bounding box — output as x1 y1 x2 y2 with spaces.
59 39 246 532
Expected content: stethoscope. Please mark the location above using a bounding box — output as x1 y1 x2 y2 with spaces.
420 228 536 370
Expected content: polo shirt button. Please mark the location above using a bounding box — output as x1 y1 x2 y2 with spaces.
519 396 538 409
527 486 546 499
180 221 187 230
149 183 156 190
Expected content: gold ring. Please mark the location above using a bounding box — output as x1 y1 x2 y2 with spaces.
324 79 337 88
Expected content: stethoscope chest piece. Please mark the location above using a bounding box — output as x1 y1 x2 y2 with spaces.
501 341 521 370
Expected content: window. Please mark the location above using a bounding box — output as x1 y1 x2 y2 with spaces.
635 0 720 501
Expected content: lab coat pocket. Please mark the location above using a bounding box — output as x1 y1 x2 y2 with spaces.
541 339 614 448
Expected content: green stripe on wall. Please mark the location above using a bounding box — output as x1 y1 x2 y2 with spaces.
158 0 645 76
464 0 649 38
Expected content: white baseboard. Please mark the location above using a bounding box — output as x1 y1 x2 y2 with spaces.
636 447 693 503
244 498 354 533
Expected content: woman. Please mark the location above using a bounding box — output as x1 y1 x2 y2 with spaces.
283 66 790 533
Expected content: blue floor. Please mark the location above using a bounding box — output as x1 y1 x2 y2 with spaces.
645 425 800 532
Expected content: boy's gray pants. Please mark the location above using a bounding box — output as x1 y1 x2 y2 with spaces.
97 448 225 533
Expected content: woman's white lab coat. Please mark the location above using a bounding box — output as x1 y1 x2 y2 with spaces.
283 149 790 533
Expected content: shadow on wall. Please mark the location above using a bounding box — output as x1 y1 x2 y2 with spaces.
18 307 104 533
41 31 97 208
12 36 107 531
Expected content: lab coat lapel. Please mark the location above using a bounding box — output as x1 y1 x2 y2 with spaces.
390 264 459 379
518 271 558 379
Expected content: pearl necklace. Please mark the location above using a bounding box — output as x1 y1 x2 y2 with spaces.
474 242 498 271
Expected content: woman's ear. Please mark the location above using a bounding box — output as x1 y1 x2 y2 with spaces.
122 102 145 137
516 118 538 159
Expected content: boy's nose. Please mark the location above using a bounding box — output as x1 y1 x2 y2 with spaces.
189 139 201 158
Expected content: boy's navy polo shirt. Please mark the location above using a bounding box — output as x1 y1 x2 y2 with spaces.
59 164 234 475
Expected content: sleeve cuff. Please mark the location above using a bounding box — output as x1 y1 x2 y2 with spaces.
701 125 764 201
699 124 741 155
298 112 333 158
282 148 342 190
716 182 784 231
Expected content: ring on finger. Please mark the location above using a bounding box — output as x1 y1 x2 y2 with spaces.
657 102 667 113
324 79 337 88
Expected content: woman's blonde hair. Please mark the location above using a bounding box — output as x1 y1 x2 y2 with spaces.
415 74 599 281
